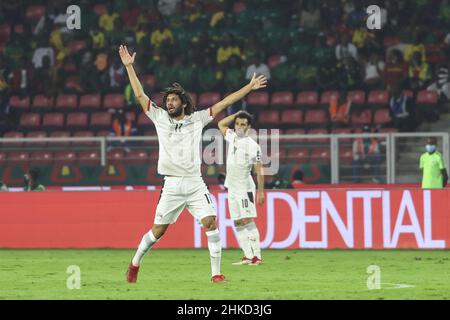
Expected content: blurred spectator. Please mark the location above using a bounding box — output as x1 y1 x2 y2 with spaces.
33 56 59 96
90 27 106 51
363 52 385 90
24 169 46 192
198 56 222 92
404 30 426 63
224 56 243 92
99 4 120 33
158 0 182 16
329 91 351 125
121 1 141 30
245 55 271 81
4 35 27 67
389 83 417 132
8 57 32 97
291 170 305 188
427 61 450 101
352 125 382 183
383 49 408 91
312 33 334 66
0 181 7 192
299 1 320 29
32 38 55 69
49 25 69 62
217 173 226 191
150 23 174 48
108 56 126 91
124 83 138 108
337 56 361 90
335 33 358 62
216 35 243 65
408 51 431 90
420 137 448 189
110 109 137 151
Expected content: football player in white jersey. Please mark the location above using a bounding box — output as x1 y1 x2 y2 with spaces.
118 45 267 283
218 111 265 266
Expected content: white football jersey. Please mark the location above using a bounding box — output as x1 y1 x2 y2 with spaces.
145 99 213 177
224 129 262 192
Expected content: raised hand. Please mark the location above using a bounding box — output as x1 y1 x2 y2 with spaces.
249 73 268 91
118 45 136 67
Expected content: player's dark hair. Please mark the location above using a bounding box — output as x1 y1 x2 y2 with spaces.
162 83 195 115
234 111 253 126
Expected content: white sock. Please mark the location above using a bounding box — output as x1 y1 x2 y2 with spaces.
235 225 253 259
206 229 222 277
246 222 261 259
132 230 158 267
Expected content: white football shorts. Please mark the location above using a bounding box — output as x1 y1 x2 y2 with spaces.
154 176 216 225
227 189 257 221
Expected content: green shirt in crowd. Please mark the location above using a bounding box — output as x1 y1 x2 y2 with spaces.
420 151 446 189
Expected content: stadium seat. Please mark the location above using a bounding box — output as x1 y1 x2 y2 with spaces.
211 111 226 124
233 1 247 13
73 131 96 145
280 110 303 125
331 128 352 144
97 130 112 137
107 149 125 163
287 148 310 163
0 151 6 165
66 113 89 128
307 128 329 144
137 113 153 127
310 148 331 163
26 131 47 146
304 109 328 126
258 110 280 125
246 92 269 107
188 92 197 106
267 55 283 69
42 113 64 128
351 109 373 126
339 148 354 164
347 90 366 106
2 131 24 147
56 94 78 110
367 90 389 108
373 109 392 126
32 95 54 110
79 94 101 110
68 40 87 54
104 94 125 110
25 5 46 20
13 24 24 34
30 151 53 165
149 149 159 161
20 113 41 128
416 90 439 105
296 91 319 107
49 131 71 146
64 76 81 91
142 74 157 88
379 127 399 133
383 36 400 47
271 91 294 107
126 112 136 122
10 96 30 110
0 24 11 42
90 112 112 127
320 91 339 107
198 92 221 108
403 90 414 98
126 150 150 164
93 4 108 15
78 150 101 165
151 92 164 106
54 150 77 164
7 151 29 164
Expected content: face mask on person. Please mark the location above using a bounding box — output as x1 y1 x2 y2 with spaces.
426 144 436 153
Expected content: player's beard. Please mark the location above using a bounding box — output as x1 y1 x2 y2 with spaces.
168 105 183 118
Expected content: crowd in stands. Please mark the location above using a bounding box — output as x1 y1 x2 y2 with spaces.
0 0 450 136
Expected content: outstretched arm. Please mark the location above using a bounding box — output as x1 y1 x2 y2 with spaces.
210 73 267 118
118 45 150 112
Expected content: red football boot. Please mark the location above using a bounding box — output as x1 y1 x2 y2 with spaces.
126 262 140 283
211 274 226 283
249 256 262 266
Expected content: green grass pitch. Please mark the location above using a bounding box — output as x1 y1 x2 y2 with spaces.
0 249 449 300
